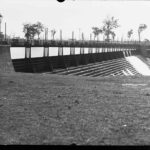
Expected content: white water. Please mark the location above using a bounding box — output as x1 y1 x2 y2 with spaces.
84 48 88 54
11 47 25 59
92 48 95 53
122 70 128 76
49 47 58 56
75 47 80 55
11 47 59 59
126 68 134 76
63 47 70 55
31 47 43 58
10 47 107 59
126 56 150 76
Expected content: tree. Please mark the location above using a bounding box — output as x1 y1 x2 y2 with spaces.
127 29 133 40
23 22 44 40
92 27 102 41
111 31 116 41
144 39 149 42
23 23 37 40
101 16 119 42
138 24 147 42
51 29 56 40
35 21 44 40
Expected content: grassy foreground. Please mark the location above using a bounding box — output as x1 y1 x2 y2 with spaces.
1 72 150 145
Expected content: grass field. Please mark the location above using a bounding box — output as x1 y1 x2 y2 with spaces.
1 72 150 145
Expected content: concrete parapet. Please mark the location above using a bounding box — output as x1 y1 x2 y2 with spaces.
0 45 14 72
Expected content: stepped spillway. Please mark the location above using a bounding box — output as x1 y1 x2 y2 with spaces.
2 45 150 77
49 56 143 77
126 56 150 76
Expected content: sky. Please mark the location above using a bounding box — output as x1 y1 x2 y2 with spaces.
0 0 150 41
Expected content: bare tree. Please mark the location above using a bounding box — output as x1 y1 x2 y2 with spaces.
111 31 116 41
36 21 44 40
101 16 120 42
127 29 133 40
138 24 147 42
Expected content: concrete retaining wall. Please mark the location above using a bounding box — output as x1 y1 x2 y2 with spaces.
0 45 14 72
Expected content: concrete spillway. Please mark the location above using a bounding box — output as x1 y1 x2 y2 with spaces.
126 56 150 76
0 45 14 72
1 45 150 77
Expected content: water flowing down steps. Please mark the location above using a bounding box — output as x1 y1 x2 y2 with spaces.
45 56 145 77
126 56 150 76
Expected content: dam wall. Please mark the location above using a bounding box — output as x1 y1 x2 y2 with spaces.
0 44 145 74
11 47 139 73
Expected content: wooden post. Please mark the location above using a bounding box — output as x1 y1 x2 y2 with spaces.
58 47 63 56
25 47 31 58
80 47 84 54
5 22 6 40
45 28 48 41
72 31 74 41
70 47 75 55
90 34 92 41
60 30 62 41
82 33 84 41
44 47 49 57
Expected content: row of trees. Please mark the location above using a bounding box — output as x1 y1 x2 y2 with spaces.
23 22 43 40
127 24 147 41
23 16 148 42
92 17 119 42
92 16 148 42
23 22 56 40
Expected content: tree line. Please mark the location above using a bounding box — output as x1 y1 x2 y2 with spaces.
23 16 148 42
23 22 56 41
92 16 147 42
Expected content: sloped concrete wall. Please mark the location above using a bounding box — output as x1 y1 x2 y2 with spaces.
139 46 150 58
126 56 150 76
12 51 124 73
0 45 14 72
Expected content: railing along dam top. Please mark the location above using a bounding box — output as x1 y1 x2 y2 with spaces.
6 39 144 49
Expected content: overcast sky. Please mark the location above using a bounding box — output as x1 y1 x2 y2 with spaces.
0 0 150 41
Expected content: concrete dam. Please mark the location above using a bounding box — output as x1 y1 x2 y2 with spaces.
1 40 150 77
